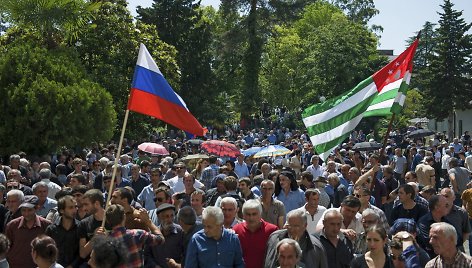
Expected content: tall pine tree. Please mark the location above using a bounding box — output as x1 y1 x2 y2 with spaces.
423 0 472 139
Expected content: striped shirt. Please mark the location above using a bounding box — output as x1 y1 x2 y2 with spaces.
109 226 164 268
425 251 472 268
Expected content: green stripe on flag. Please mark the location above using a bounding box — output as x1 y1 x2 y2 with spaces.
314 133 351 155
302 77 374 118
368 90 399 105
305 93 378 136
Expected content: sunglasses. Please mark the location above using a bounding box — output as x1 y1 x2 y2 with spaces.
7 186 19 190
153 197 164 203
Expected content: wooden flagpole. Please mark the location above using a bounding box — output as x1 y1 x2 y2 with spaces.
101 109 130 228
380 114 395 161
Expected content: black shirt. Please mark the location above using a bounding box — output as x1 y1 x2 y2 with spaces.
46 217 81 267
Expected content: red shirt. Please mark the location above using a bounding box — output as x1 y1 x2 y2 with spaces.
233 220 278 268
6 215 51 268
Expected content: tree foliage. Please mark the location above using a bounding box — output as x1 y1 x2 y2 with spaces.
0 44 116 155
0 0 100 48
75 0 180 139
137 0 227 127
261 2 384 112
422 0 472 121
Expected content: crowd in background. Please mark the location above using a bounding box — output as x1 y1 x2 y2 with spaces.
0 126 471 267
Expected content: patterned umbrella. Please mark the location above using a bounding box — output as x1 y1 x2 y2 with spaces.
201 140 240 158
253 145 291 158
181 153 209 161
241 147 262 157
137 142 169 155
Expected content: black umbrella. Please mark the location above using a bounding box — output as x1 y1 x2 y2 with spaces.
352 142 382 151
407 129 435 139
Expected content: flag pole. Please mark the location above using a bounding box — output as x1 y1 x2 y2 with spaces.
380 113 395 160
101 109 130 228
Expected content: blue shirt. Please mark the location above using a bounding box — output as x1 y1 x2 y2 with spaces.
201 165 219 189
234 161 249 178
275 188 305 216
37 198 57 218
185 228 244 268
137 184 157 210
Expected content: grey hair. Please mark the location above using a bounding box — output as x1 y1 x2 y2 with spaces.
327 173 340 183
32 181 49 193
220 197 238 208
407 182 419 193
276 238 302 259
431 222 457 245
9 155 20 161
19 158 30 167
349 167 360 177
361 208 379 221
242 199 262 215
39 168 51 179
323 208 344 221
286 209 307 225
202 206 224 225
6 189 24 202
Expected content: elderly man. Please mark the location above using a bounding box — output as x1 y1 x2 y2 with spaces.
167 207 203 268
234 154 249 178
6 195 51 267
313 176 331 208
316 196 364 241
417 195 450 257
426 222 472 267
276 238 304 268
38 168 62 199
233 199 278 268
220 197 241 229
439 187 471 253
3 189 24 230
353 186 389 231
32 181 57 218
353 208 380 254
259 179 285 228
294 188 326 234
265 210 328 268
306 155 324 179
145 203 184 268
316 209 354 268
185 206 244 268
327 173 348 208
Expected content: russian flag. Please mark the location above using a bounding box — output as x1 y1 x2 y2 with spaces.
128 44 207 136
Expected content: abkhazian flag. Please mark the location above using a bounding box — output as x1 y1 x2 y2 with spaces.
128 44 207 136
302 38 419 160
364 39 419 117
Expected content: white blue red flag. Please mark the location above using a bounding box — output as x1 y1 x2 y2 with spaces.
128 44 206 136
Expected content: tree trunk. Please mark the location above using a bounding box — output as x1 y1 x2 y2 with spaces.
447 111 454 141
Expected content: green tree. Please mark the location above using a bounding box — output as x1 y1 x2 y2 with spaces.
137 0 222 128
76 0 179 138
329 0 378 25
423 0 472 138
0 0 100 48
0 44 116 155
261 2 384 111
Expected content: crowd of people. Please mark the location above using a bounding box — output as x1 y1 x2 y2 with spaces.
0 127 471 267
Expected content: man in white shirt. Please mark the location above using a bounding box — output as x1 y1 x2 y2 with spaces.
306 155 324 179
295 189 326 235
315 195 364 241
167 162 204 193
38 169 61 200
